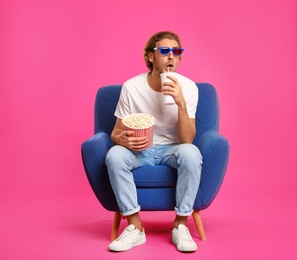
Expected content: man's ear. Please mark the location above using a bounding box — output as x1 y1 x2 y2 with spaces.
148 52 153 62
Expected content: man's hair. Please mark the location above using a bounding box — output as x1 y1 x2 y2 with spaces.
144 31 182 71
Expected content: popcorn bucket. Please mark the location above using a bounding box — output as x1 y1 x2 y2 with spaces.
123 113 156 149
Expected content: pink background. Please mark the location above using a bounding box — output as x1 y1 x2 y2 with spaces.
1 0 296 259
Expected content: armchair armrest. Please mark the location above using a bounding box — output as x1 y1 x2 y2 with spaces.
82 132 113 167
81 132 118 211
193 129 230 210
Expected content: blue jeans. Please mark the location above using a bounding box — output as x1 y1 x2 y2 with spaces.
105 143 202 216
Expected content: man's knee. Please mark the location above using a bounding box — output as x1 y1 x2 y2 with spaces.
106 145 129 166
177 144 202 167
179 144 202 158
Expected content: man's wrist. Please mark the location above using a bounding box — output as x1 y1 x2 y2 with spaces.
177 102 186 109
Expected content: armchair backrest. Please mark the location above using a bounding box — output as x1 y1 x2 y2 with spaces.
94 83 219 140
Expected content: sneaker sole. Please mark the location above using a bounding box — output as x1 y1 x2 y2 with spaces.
109 236 146 252
172 238 197 252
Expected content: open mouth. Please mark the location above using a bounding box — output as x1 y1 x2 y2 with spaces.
165 64 174 71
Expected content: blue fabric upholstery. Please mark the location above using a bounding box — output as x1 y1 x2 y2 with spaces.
81 83 230 212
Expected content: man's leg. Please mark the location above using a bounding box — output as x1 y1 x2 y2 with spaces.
105 145 141 216
105 145 152 251
158 143 202 216
159 143 202 252
174 143 202 216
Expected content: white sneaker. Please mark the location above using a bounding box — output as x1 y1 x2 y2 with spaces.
172 224 197 252
109 224 146 251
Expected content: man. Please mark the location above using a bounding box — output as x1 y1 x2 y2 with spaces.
105 31 203 252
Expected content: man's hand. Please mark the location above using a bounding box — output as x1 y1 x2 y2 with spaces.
116 131 149 151
161 75 186 107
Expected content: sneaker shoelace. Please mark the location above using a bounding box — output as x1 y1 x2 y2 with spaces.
116 226 137 242
177 227 193 242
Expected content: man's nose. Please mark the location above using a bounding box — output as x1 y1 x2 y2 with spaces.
168 51 174 59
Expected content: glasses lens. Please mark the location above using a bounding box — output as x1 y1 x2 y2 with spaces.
173 48 183 56
159 47 170 55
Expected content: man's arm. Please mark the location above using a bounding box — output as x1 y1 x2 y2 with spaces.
177 104 196 143
111 118 150 151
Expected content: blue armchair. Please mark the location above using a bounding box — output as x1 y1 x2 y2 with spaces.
81 83 230 241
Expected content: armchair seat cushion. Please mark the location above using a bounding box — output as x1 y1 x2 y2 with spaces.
133 166 177 188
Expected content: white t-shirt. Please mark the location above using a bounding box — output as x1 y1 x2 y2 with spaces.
115 72 198 145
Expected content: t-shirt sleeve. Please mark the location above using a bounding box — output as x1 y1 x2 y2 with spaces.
186 82 199 119
114 84 131 119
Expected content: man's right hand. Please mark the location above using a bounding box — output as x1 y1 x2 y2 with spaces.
118 131 149 151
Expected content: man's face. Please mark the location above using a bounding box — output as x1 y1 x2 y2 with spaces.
150 39 182 74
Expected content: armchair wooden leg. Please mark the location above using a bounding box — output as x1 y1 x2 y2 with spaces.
111 212 122 241
192 210 206 240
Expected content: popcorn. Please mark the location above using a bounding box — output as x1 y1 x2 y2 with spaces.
122 113 156 129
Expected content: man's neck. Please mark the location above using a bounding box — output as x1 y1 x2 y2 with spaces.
147 71 162 92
